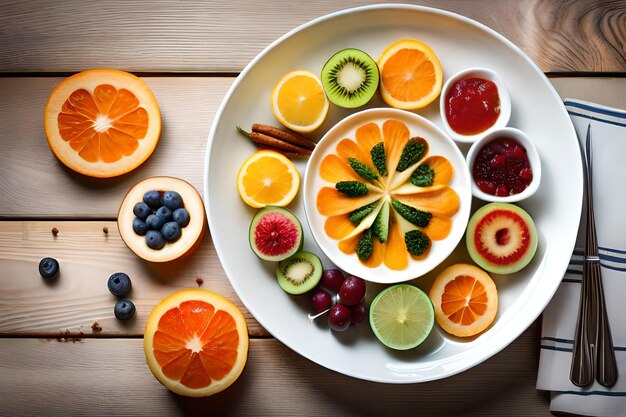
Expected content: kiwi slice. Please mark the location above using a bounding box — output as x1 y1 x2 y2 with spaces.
276 251 322 295
321 48 379 108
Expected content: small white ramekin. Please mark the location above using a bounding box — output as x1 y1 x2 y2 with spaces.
466 127 541 203
440 67 511 144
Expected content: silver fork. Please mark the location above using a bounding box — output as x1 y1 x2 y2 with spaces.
570 125 618 387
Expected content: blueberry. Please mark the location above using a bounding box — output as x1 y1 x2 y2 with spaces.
143 190 162 209
145 230 165 249
133 218 149 236
161 222 181 242
156 206 172 222
38 257 59 279
133 202 151 220
114 299 136 320
107 272 132 296
172 208 190 227
162 191 183 210
146 214 165 230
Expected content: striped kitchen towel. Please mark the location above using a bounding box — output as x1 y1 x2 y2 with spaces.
536 99 626 417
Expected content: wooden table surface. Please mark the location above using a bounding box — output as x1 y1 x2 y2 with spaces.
1 1 625 415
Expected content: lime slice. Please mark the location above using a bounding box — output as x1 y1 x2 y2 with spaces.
369 284 434 350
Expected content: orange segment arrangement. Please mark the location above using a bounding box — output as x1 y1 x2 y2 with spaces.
428 263 498 337
316 118 460 270
144 289 249 397
44 69 161 178
377 39 443 110
236 149 300 208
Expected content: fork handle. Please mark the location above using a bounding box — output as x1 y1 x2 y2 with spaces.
595 276 618 387
570 274 594 387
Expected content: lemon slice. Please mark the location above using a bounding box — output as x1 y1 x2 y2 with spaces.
271 69 329 133
369 284 434 350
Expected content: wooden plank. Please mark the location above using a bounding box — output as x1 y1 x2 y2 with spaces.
1 76 625 219
0 335 551 416
0 0 624 73
0 221 267 337
0 77 232 218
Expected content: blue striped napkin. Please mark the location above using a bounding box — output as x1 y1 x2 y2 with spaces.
536 100 626 417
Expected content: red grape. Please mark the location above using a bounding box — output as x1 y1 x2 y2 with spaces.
310 288 333 314
321 269 345 293
328 304 351 332
339 275 366 306
350 303 368 325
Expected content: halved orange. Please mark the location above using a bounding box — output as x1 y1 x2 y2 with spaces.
378 39 443 110
428 263 498 337
44 69 161 178
271 69 329 133
144 289 249 397
237 149 300 208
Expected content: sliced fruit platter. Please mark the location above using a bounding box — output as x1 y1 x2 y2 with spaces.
205 5 582 383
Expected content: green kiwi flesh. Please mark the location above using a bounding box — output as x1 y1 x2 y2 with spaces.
321 48 379 108
276 251 323 295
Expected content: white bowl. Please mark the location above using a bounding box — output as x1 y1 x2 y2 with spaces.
439 67 511 143
303 107 472 284
466 127 541 202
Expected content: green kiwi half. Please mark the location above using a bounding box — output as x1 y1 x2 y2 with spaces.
276 251 322 295
321 48 379 108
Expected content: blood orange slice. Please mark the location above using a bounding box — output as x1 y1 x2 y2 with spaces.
429 263 498 337
144 289 248 397
44 69 161 178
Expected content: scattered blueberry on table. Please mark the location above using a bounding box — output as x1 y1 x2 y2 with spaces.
114 299 136 320
38 257 59 279
107 272 132 297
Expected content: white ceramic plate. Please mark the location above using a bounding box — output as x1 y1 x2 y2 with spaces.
204 4 583 383
303 108 472 283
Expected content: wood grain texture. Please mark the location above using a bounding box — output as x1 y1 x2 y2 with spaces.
0 0 623 73
0 221 267 337
0 335 551 416
1 76 625 218
0 77 232 218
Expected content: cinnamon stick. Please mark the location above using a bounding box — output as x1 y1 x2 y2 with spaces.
237 126 312 155
251 124 317 150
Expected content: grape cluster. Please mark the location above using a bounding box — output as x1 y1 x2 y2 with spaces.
310 269 367 332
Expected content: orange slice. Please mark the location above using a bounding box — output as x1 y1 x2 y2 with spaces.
271 69 329 133
429 264 498 337
377 39 443 110
144 289 249 397
237 150 300 208
44 69 161 178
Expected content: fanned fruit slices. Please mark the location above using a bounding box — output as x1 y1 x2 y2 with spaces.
44 69 161 178
316 119 460 270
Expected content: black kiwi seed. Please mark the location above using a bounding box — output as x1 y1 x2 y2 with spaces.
276 251 323 295
321 48 380 109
